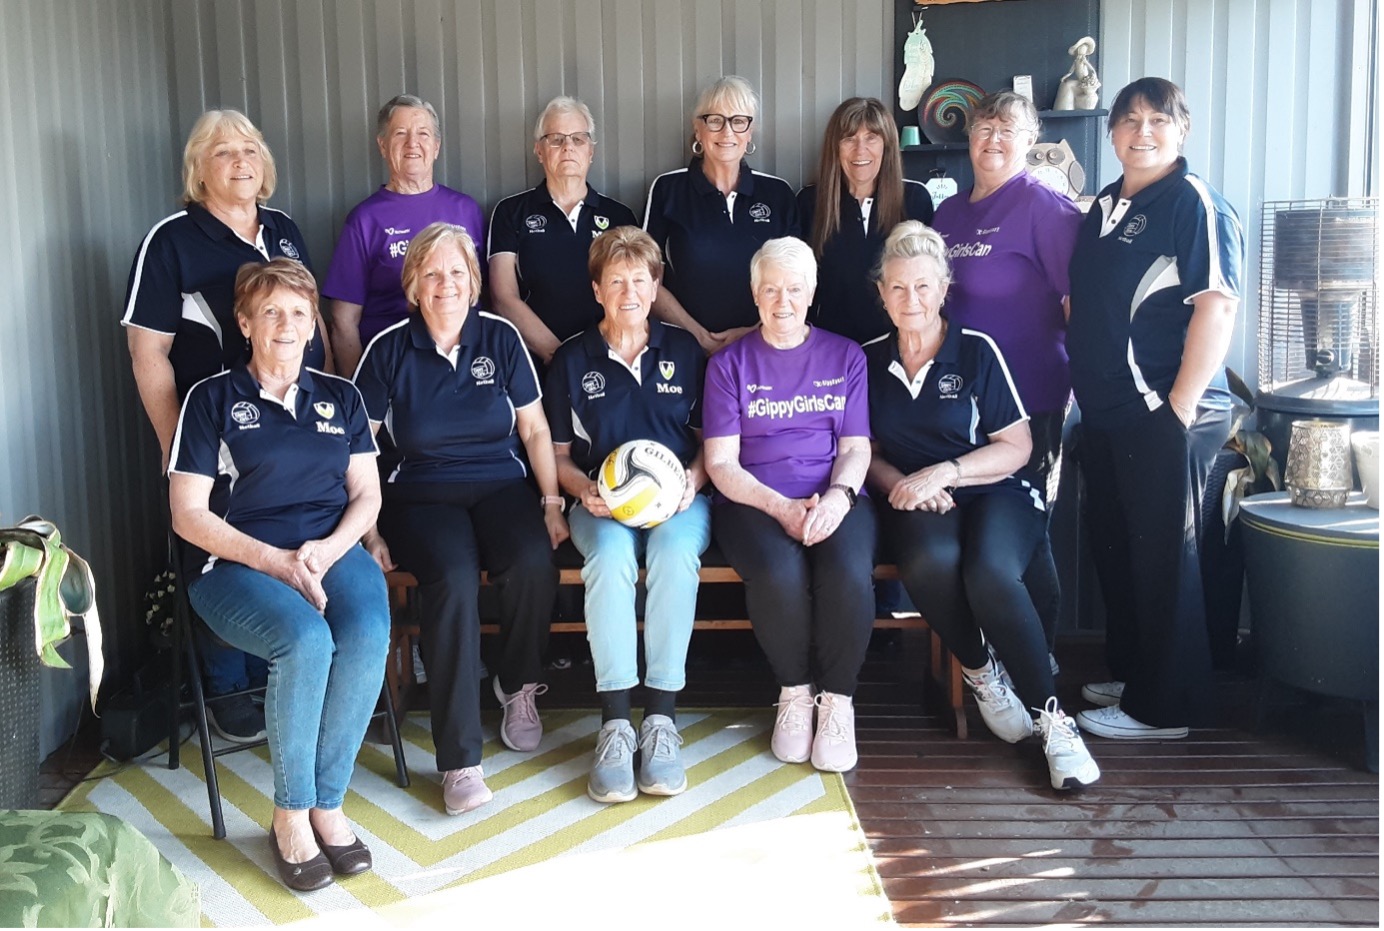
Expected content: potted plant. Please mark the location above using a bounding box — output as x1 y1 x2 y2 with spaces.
0 516 103 808
1222 368 1283 532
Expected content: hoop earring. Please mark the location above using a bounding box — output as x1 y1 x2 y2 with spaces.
745 141 757 156
691 140 704 156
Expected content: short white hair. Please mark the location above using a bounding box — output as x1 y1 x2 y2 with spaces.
533 96 596 141
750 237 817 293
692 75 758 126
873 220 951 282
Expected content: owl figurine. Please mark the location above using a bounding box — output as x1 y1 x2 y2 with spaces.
898 17 935 112
1025 141 1086 199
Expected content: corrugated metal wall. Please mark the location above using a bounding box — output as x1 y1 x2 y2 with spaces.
1099 0 1375 386
0 0 176 754
165 0 892 269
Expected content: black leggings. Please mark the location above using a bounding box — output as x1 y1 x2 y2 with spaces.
379 479 558 769
713 496 877 696
881 491 1054 708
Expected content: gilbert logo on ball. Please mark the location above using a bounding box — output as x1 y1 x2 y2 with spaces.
597 439 688 529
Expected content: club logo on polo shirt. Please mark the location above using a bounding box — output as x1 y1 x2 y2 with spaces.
594 216 609 230
312 400 343 435
656 360 682 394
525 215 547 232
471 356 497 385
278 239 301 259
748 203 772 223
1121 215 1148 242
938 374 964 399
314 401 335 419
582 371 606 398
231 401 260 428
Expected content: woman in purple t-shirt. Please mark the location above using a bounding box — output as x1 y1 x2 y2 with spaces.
703 237 874 773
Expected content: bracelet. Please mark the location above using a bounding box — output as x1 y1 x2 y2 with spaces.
947 458 962 487
540 495 566 513
828 483 858 508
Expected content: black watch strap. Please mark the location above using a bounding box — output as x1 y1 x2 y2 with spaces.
829 483 858 508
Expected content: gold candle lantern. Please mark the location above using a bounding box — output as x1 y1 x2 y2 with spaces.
1284 419 1354 508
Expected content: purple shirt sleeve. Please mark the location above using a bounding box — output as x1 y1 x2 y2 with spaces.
701 349 742 440
840 343 871 439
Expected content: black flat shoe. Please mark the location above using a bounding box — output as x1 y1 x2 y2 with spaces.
312 826 373 876
268 828 334 892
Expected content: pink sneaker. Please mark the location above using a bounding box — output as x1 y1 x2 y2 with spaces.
811 691 858 772
772 685 815 763
441 765 493 815
493 677 548 752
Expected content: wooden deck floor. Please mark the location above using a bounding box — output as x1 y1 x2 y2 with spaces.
43 628 1378 926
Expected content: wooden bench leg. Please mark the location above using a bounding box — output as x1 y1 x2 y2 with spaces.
930 630 968 740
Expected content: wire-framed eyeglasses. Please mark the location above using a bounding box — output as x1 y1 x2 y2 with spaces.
539 131 594 149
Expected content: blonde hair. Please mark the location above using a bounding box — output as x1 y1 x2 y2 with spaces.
182 109 277 206
874 220 951 282
400 223 482 309
692 75 759 131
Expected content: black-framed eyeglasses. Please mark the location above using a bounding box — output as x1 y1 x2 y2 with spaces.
698 114 753 133
539 131 594 149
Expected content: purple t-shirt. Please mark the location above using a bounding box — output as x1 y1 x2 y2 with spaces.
322 184 485 346
703 327 870 499
931 172 1081 414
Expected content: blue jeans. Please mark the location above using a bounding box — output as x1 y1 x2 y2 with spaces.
567 495 711 692
188 545 390 810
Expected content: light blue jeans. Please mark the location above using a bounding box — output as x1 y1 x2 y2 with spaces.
188 544 390 811
567 495 711 692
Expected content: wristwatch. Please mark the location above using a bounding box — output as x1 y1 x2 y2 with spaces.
540 495 566 513
829 483 858 508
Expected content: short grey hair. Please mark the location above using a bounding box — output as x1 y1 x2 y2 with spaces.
969 90 1040 135
692 75 759 128
376 95 441 140
533 96 596 142
873 220 951 282
750 237 817 294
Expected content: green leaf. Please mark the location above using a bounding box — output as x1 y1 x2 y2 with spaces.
1225 367 1255 407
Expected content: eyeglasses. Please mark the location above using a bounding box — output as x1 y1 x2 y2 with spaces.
698 114 754 133
969 125 1034 142
539 131 593 149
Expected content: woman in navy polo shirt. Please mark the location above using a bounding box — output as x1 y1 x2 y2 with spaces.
546 227 709 804
704 237 874 774
865 221 1099 790
169 259 388 891
489 96 639 366
644 75 799 354
1067 78 1244 741
123 108 333 742
355 222 568 817
798 96 934 345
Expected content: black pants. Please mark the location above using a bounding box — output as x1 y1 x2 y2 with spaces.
713 496 877 696
1079 403 1230 727
881 492 1055 708
379 479 558 769
1022 406 1068 650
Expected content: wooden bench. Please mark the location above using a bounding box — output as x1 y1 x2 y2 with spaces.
384 543 968 737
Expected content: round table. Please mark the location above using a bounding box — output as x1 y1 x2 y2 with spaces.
1239 491 1378 768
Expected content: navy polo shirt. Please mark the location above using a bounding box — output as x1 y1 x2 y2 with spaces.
354 311 541 484
798 180 935 345
643 158 800 333
122 202 325 400
169 364 377 576
545 322 704 476
864 324 1042 508
487 182 639 342
1067 158 1244 428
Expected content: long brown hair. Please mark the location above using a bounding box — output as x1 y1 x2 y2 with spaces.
810 98 904 257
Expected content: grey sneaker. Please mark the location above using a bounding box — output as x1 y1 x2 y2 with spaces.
1080 681 1125 707
588 720 637 803
963 656 1034 743
1035 698 1100 789
637 715 687 796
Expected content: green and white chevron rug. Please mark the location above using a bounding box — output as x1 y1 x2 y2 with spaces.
61 708 895 928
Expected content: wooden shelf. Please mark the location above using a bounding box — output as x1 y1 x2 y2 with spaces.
902 142 968 152
1037 108 1108 118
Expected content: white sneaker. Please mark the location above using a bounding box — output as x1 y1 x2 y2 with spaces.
811 692 858 773
1081 681 1124 707
962 657 1034 743
1035 698 1100 789
772 685 815 763
1075 704 1189 740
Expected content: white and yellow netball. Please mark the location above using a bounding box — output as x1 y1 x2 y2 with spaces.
597 439 688 528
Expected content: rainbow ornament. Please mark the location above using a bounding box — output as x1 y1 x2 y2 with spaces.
919 78 986 144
